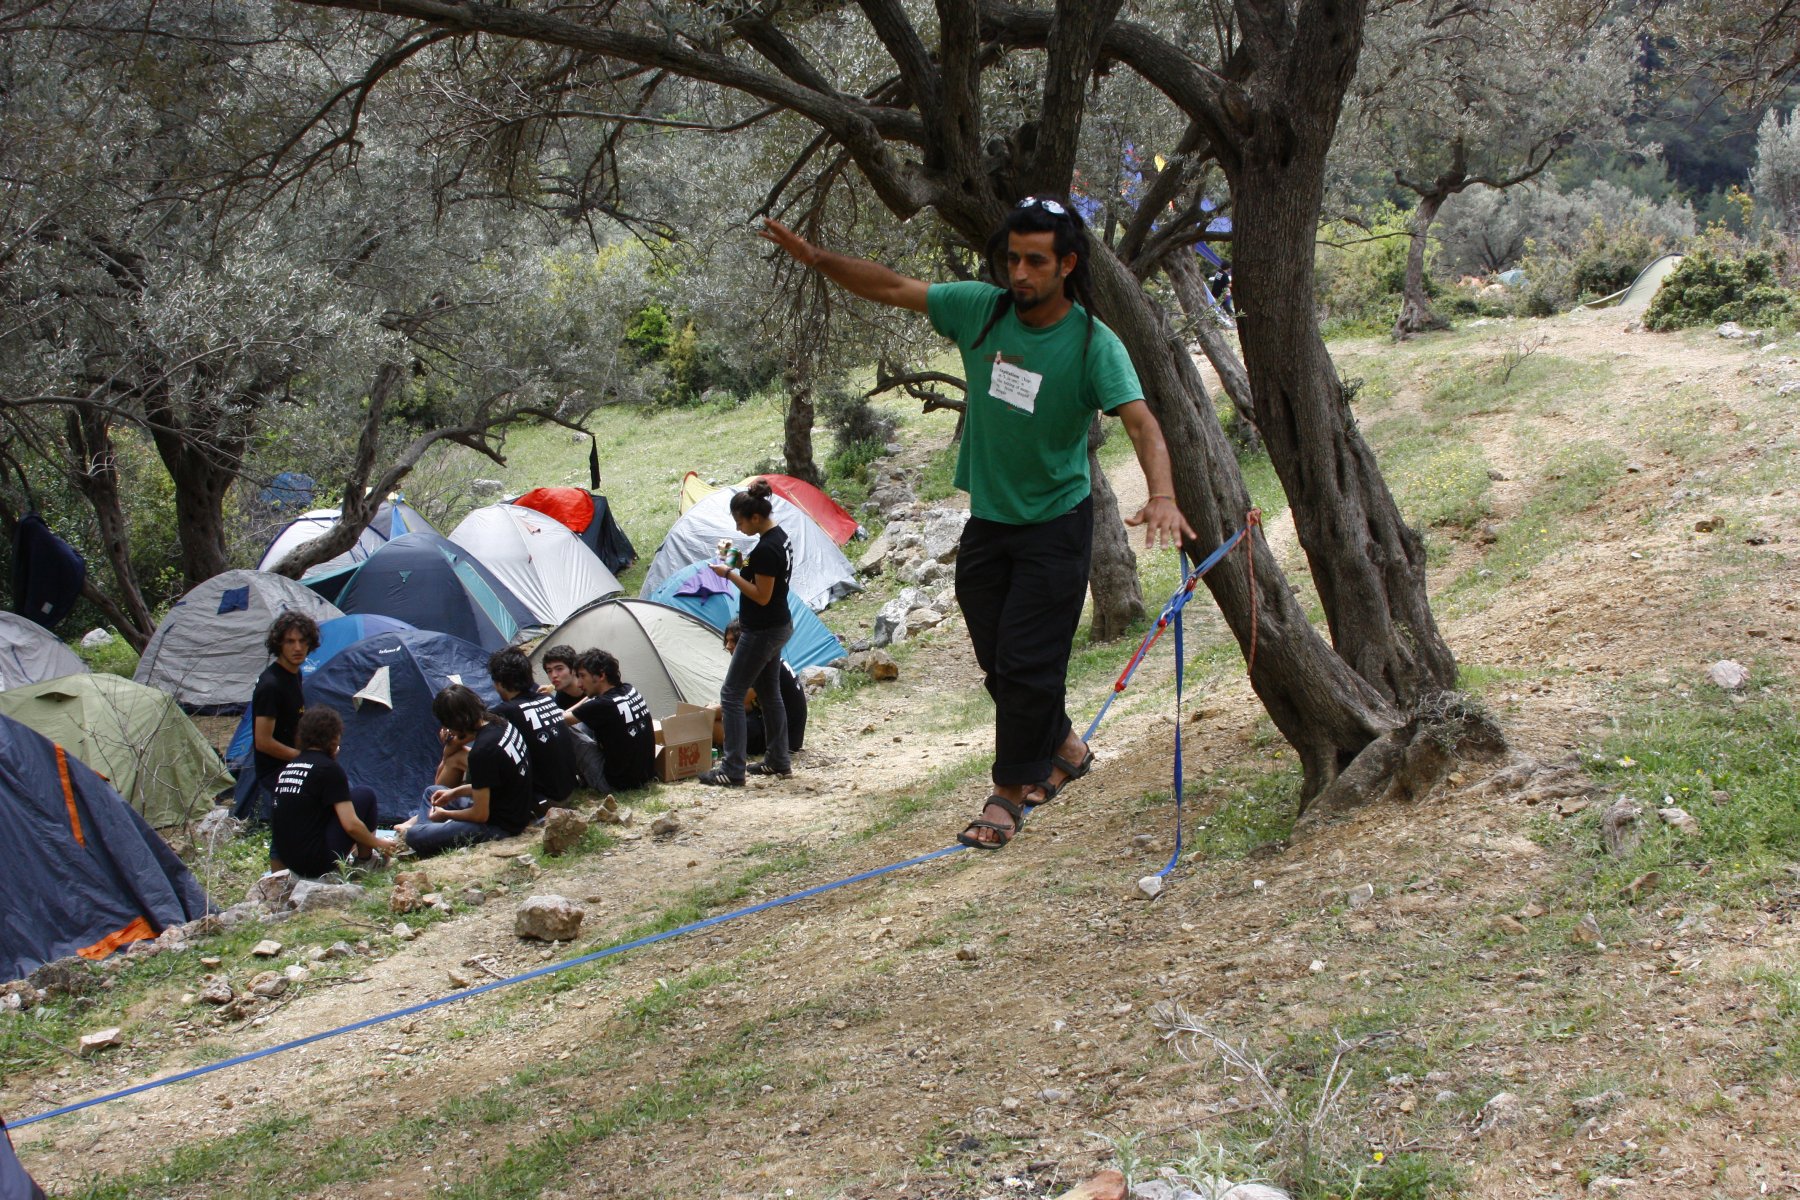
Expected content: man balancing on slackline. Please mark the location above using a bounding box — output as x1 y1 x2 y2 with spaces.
760 196 1195 850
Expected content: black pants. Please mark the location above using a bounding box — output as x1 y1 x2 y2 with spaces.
954 495 1093 788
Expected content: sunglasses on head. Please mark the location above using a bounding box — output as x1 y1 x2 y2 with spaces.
1016 196 1068 216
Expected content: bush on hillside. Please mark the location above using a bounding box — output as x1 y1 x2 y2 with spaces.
1644 249 1797 330
1315 204 1428 335
1518 215 1676 315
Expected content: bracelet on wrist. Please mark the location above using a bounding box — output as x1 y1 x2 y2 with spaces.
1149 493 1174 502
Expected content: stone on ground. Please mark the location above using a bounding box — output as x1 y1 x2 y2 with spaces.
515 895 584 941
290 880 365 912
78 1027 122 1056
1055 1170 1127 1200
541 807 589 856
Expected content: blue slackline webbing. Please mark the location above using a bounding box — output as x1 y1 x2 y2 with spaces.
10 845 963 1130
13 520 1254 1132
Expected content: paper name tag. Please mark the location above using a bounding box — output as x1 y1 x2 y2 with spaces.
990 360 1042 413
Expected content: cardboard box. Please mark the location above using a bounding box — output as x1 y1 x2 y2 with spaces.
655 703 714 782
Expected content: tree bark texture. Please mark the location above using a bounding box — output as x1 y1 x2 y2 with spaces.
1086 245 1396 797
1394 191 1450 338
63 409 155 647
142 378 245 590
782 378 824 487
1085 415 1143 641
1222 5 1458 709
1165 253 1260 452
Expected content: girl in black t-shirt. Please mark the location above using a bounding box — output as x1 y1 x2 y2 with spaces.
698 479 795 787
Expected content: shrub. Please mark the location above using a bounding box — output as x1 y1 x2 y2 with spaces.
1644 250 1798 330
1316 203 1423 335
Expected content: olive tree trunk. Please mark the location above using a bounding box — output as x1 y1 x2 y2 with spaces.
1085 414 1144 641
1165 253 1260 452
782 376 824 487
1394 191 1450 338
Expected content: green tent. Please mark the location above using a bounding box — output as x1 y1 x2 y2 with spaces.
0 673 231 828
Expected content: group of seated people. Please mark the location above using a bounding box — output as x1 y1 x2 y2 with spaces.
255 614 810 879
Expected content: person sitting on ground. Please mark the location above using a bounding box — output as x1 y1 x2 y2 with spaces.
708 619 807 758
248 611 320 820
397 684 534 858
269 708 395 877
540 644 584 709
562 648 655 792
488 647 579 812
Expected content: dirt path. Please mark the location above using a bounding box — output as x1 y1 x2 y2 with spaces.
11 314 1800 1198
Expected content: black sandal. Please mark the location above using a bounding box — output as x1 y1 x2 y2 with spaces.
1029 746 1097 805
957 794 1026 851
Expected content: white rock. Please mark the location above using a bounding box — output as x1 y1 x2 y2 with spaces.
920 509 970 562
250 939 283 958
1706 659 1750 690
797 666 843 693
195 808 246 844
250 971 287 998
515 895 585 942
80 627 115 649
78 1027 122 1056
1218 1186 1292 1200
289 880 366 912
872 588 929 647
1658 806 1700 836
1346 882 1375 908
246 872 294 909
1136 875 1165 900
392 921 416 941
1716 321 1747 339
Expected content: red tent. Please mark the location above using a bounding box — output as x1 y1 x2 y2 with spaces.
513 485 593 532
744 474 860 546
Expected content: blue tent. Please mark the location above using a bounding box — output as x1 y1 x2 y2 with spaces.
258 472 316 511
10 512 86 632
646 562 845 672
224 613 417 771
261 496 438 599
302 629 499 825
0 713 210 982
329 531 535 652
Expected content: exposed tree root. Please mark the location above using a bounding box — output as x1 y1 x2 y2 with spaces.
1297 691 1507 827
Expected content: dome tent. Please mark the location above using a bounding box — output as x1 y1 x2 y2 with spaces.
448 503 622 626
222 612 418 775
641 485 859 613
0 673 232 829
330 531 536 652
0 712 210 982
134 570 343 712
679 472 861 546
303 629 499 826
256 496 437 578
647 561 845 673
510 486 638 575
528 598 729 720
0 611 87 690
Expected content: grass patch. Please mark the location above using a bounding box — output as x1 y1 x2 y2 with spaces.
1444 439 1624 608
1366 415 1492 530
1183 761 1301 861
916 442 960 502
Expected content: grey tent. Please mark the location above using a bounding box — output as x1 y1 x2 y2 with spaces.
448 503 623 625
0 612 86 691
134 570 343 711
528 598 730 719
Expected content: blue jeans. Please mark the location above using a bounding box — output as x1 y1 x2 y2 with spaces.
401 787 516 858
719 622 792 780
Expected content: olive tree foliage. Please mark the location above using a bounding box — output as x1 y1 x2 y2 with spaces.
0 3 635 643
1432 177 1695 277
1333 0 1638 336
273 0 1479 808
1751 106 1800 235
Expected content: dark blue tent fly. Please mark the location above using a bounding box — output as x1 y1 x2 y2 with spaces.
330 531 536 652
10 513 86 633
258 472 316 511
302 629 499 825
0 713 210 983
1 1119 45 1200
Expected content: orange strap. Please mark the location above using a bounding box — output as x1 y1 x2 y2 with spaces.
78 916 155 961
56 744 84 847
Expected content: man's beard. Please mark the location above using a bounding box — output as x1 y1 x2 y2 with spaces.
1012 284 1061 311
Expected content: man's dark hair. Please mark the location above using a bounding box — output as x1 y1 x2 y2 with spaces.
432 683 486 734
296 707 344 752
541 643 578 671
971 194 1097 360
265 611 322 657
488 647 535 696
576 648 621 686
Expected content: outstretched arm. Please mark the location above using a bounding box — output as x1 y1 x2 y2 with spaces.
760 219 929 313
1114 400 1198 550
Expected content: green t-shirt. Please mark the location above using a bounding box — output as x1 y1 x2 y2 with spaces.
927 280 1143 525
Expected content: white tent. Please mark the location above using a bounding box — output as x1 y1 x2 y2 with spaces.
256 497 438 575
640 486 860 612
133 570 343 710
528 598 729 719
0 612 87 691
448 503 623 626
